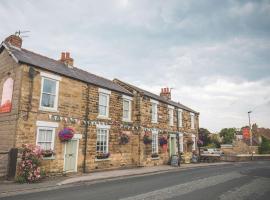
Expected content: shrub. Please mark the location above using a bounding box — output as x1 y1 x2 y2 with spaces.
16 144 43 183
259 136 270 154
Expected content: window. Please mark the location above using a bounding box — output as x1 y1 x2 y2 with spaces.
168 106 174 126
98 88 111 118
40 72 60 112
179 133 184 152
122 95 132 121
37 127 55 150
178 109 183 128
192 134 196 151
190 113 195 129
152 131 158 154
96 128 109 154
151 99 158 123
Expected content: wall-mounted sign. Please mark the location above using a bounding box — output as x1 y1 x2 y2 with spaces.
0 78 14 113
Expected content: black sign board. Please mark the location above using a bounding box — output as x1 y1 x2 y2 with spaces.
170 155 179 167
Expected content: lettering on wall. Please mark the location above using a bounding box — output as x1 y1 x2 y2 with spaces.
0 78 14 113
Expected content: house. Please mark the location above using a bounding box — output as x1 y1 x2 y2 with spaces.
0 34 199 177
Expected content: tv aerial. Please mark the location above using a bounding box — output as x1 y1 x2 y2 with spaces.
15 30 30 38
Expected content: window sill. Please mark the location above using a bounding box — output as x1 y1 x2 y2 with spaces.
122 119 133 123
151 121 158 124
39 107 59 113
95 158 111 162
43 156 55 160
151 157 160 160
97 115 111 120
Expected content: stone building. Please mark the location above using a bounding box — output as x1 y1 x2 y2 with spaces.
0 34 199 177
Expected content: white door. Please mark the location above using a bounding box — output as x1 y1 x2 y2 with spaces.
64 140 78 172
170 135 177 156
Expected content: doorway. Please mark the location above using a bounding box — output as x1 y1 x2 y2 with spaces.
64 139 79 172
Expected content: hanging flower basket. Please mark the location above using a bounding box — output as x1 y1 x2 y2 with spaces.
143 132 152 144
119 133 129 145
42 149 55 157
58 128 74 142
159 136 168 146
96 152 110 159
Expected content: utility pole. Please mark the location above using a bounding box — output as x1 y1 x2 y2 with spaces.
248 111 252 146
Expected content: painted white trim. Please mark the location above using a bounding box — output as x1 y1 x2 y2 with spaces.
73 134 82 139
179 133 184 152
122 98 132 122
150 99 159 104
96 124 111 129
98 92 110 118
63 139 79 173
178 109 183 128
151 102 158 123
40 72 62 81
122 95 133 101
152 130 159 154
168 105 174 109
169 108 174 126
98 88 111 95
36 121 59 128
39 76 60 112
169 134 177 156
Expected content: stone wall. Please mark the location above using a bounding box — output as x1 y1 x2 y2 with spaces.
0 49 22 177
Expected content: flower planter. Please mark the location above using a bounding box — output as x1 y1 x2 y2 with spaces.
96 152 110 159
151 153 159 158
42 150 54 157
159 136 168 146
58 128 74 142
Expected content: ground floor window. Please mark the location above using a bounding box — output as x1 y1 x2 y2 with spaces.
96 128 109 154
152 131 158 154
36 127 55 150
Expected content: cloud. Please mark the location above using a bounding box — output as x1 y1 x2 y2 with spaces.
0 0 269 132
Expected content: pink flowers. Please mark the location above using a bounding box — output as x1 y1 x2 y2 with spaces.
58 127 74 141
16 144 43 183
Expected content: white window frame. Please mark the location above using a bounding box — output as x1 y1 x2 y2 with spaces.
98 88 111 119
39 72 61 112
190 113 195 129
178 109 183 128
150 99 158 123
179 133 184 152
96 126 110 155
192 134 196 151
168 105 174 126
35 121 58 152
122 95 132 122
152 130 159 154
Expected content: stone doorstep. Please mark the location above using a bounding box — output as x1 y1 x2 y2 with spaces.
0 162 230 197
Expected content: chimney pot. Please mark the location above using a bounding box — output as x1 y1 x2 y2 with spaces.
66 52 70 59
59 52 74 68
160 87 171 100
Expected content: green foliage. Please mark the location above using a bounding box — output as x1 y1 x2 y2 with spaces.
259 136 270 154
219 128 236 144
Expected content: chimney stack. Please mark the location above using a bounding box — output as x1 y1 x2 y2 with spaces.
60 52 74 67
160 87 171 100
4 34 22 48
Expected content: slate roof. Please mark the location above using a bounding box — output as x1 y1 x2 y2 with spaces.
1 42 132 96
114 79 199 114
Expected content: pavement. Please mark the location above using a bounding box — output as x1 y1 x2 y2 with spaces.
0 162 230 198
1 161 270 200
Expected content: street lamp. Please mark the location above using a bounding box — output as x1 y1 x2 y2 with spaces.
248 111 252 146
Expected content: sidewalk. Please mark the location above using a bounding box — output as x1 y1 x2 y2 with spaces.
0 162 230 197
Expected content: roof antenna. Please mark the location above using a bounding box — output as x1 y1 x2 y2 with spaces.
15 30 30 38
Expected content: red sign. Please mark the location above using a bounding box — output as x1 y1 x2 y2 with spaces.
0 78 13 113
242 128 250 139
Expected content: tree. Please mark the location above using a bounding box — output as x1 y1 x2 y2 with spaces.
259 136 270 154
198 128 211 146
219 128 236 144
210 134 221 148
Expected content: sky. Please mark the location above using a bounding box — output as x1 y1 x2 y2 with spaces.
0 0 269 132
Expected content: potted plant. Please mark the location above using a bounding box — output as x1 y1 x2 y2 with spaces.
119 133 129 145
96 152 110 159
42 149 55 157
58 127 74 142
143 132 152 144
159 135 168 146
151 153 159 158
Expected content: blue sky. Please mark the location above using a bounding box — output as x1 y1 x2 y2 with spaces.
1 0 269 132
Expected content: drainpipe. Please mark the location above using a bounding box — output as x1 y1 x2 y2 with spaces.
176 110 181 167
83 84 90 173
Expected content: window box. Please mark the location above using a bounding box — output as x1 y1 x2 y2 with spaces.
151 153 159 158
96 152 110 160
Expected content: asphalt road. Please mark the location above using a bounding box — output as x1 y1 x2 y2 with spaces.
2 161 270 200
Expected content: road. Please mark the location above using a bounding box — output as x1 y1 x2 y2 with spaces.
2 161 270 200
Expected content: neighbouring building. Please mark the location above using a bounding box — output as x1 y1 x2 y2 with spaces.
0 34 199 177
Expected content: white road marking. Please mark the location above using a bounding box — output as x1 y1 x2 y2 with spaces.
219 178 270 200
119 172 244 200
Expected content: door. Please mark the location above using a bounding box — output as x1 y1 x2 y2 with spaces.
64 140 78 172
170 135 177 156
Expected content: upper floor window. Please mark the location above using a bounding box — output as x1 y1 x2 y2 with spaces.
122 95 132 122
168 105 174 126
98 88 111 118
178 109 183 128
190 113 195 129
150 99 158 123
40 72 61 112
